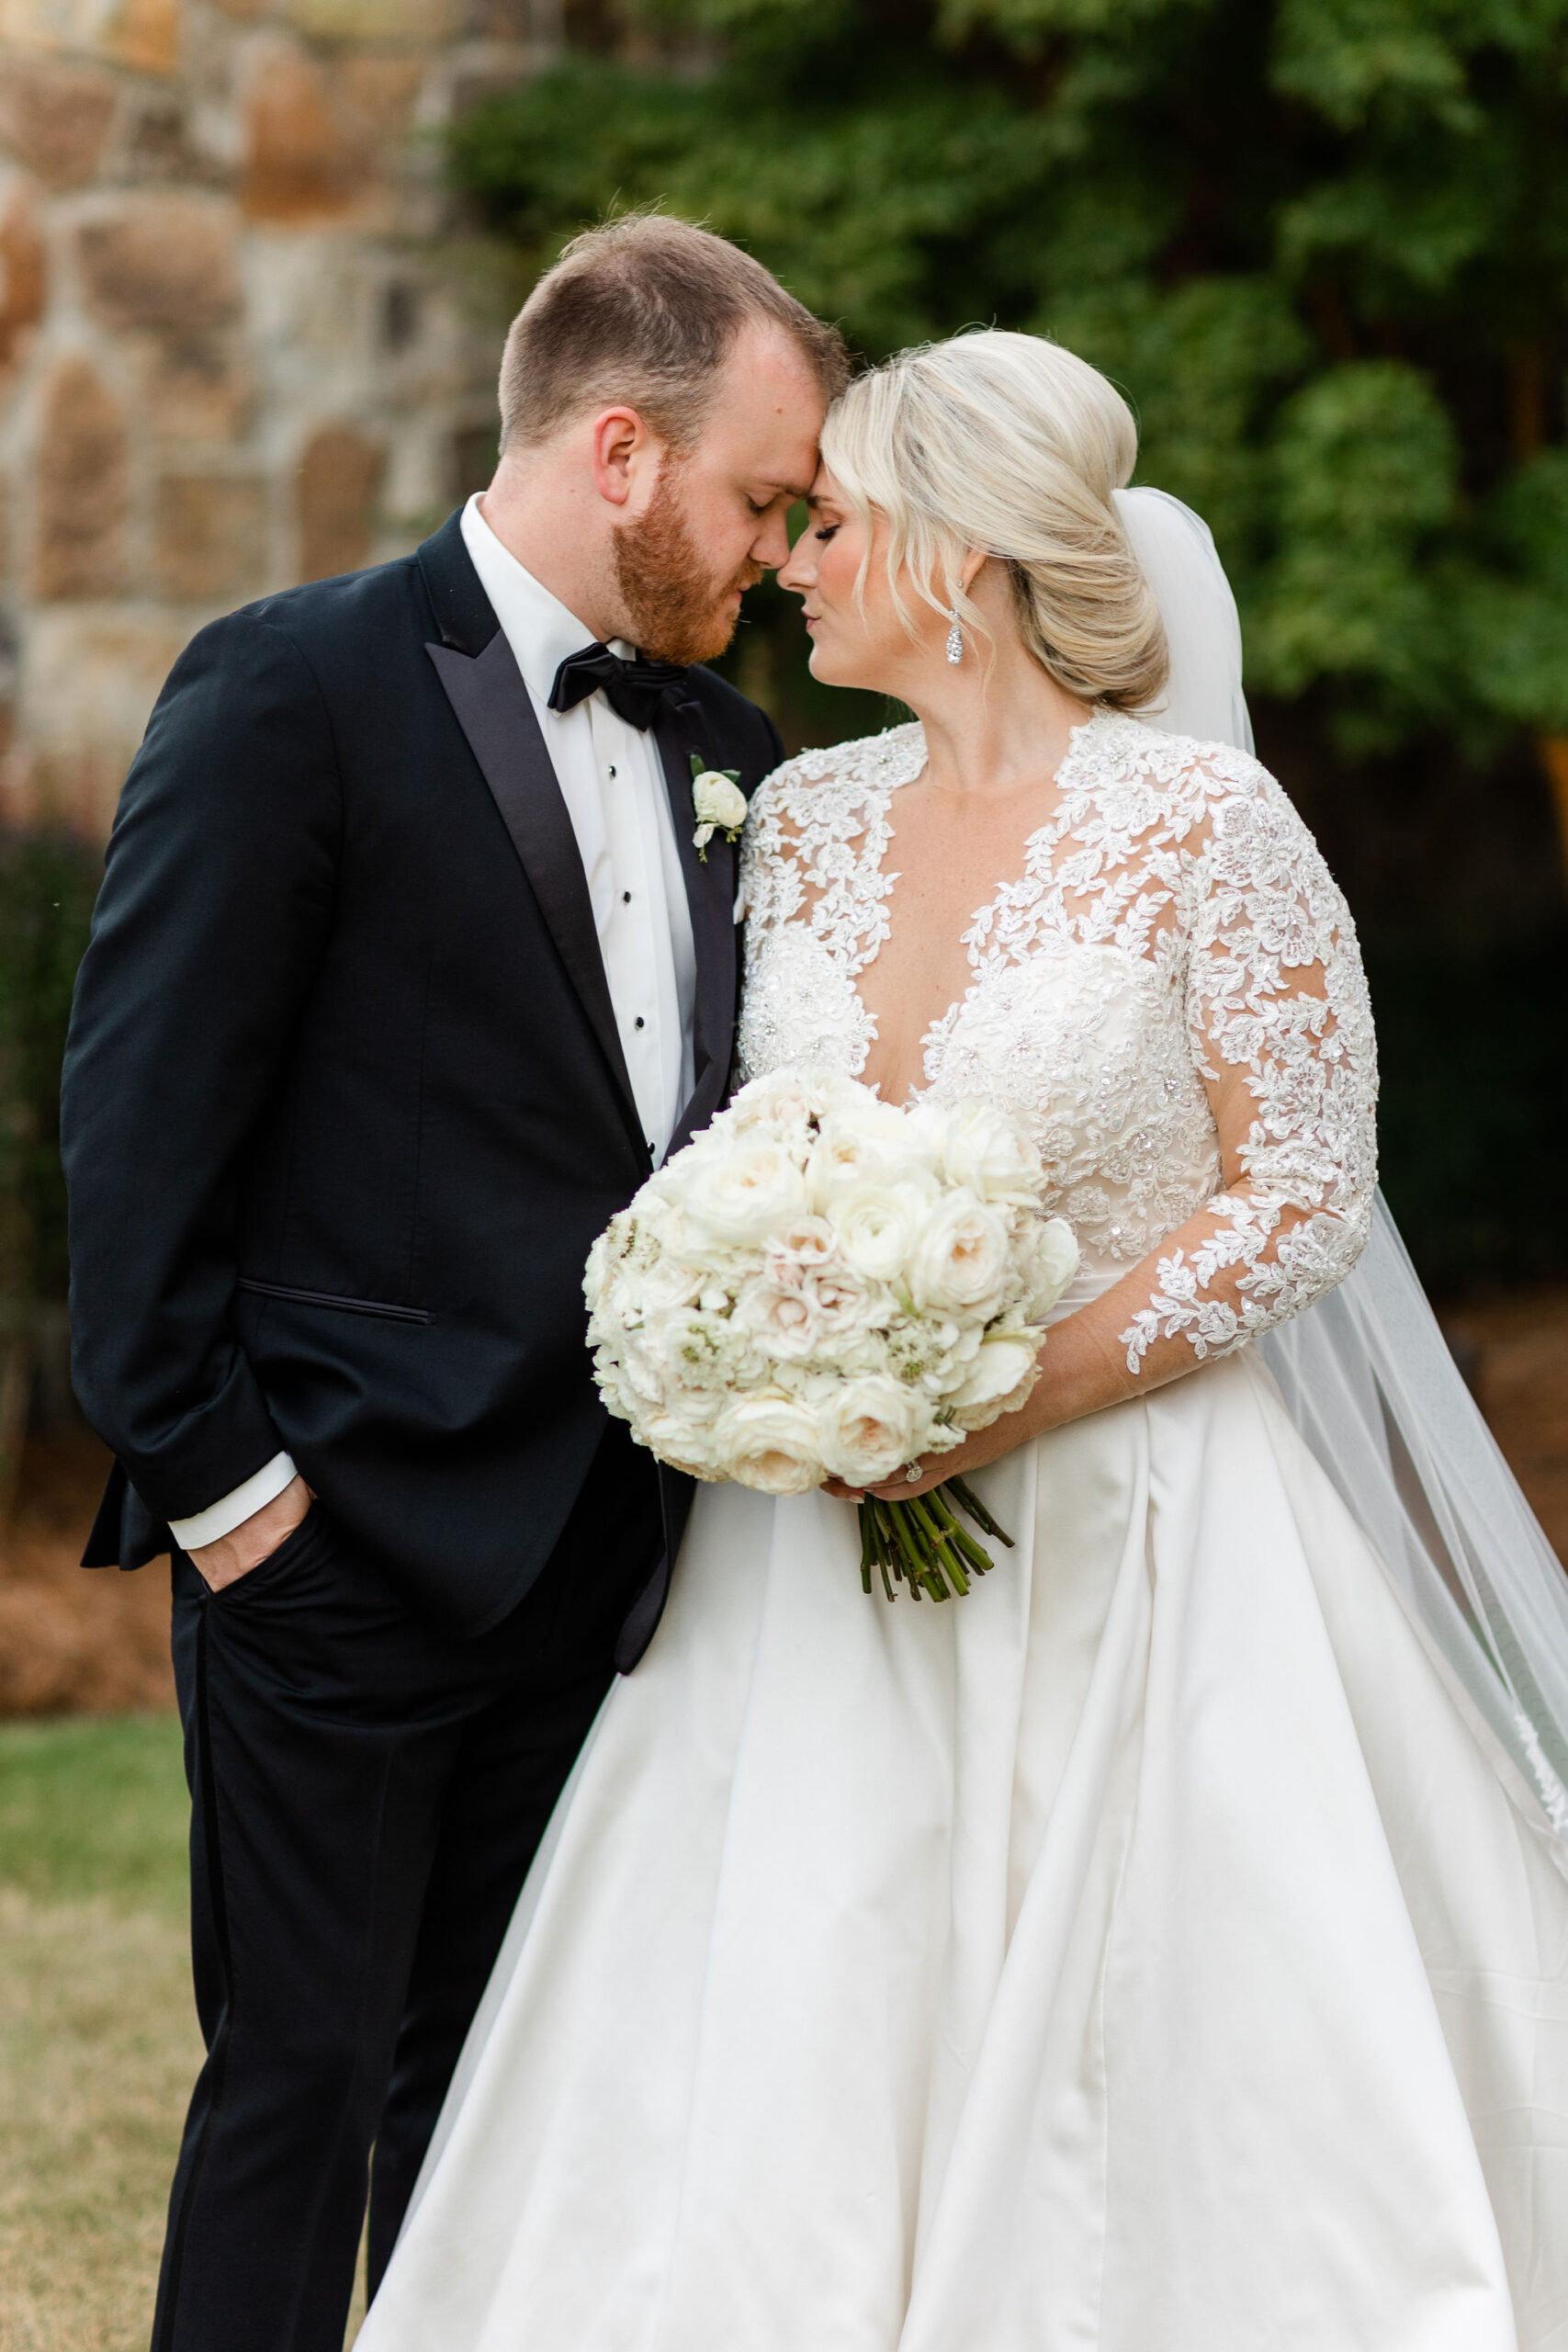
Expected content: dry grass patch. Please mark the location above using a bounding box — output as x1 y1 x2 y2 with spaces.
0 1717 367 2348
0 1884 200 2352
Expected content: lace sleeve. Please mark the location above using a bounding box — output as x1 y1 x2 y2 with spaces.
1118 761 1379 1374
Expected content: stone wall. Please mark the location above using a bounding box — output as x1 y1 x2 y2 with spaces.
0 0 555 834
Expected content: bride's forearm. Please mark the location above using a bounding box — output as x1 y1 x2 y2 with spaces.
846 1269 1195 1502
1020 1276 1194 1437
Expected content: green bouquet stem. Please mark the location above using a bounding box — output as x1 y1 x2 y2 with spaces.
857 1475 1015 1603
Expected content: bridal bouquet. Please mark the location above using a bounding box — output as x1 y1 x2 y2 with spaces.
584 1070 1078 1600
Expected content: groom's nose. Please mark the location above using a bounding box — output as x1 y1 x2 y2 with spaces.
753 504 795 571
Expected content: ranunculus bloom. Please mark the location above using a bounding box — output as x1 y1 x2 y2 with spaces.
692 771 749 832
829 1184 922 1283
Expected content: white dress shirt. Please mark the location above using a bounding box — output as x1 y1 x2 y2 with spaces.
171 494 698 1553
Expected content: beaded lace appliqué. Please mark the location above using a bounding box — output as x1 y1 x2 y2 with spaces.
738 707 1377 1375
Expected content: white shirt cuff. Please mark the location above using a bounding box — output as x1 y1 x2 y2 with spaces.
169 1453 299 1551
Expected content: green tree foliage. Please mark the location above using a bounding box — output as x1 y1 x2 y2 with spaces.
452 0 1568 761
451 2 1568 1286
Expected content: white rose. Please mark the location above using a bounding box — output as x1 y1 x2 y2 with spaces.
763 1215 840 1288
724 1071 818 1146
908 1191 1012 1317
828 1183 924 1283
637 1406 726 1480
616 1333 666 1406
693 771 749 832
736 1277 822 1360
682 1137 807 1246
807 1102 919 1204
802 1264 882 1343
896 1101 950 1172
942 1102 1045 1205
1020 1216 1080 1318
641 1255 706 1313
816 1375 924 1487
948 1334 1041 1430
807 1069 879 1120
718 1394 824 1493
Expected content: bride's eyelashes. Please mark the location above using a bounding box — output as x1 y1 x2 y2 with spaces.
813 525 840 543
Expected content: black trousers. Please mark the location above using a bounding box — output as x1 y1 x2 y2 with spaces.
152 1425 661 2352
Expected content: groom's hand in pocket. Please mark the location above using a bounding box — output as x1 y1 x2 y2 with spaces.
189 1475 314 1593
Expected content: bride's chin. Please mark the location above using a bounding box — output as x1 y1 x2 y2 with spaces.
807 642 875 691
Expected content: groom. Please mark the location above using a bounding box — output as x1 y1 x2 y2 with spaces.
62 213 844 2352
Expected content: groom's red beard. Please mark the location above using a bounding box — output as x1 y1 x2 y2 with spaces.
612 466 763 666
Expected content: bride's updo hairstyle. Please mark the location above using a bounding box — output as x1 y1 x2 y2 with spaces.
818 328 1168 708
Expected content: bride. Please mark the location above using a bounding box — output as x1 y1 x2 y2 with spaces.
357 331 1568 2348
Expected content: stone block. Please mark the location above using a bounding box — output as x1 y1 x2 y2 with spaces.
33 355 127 601
138 332 251 443
283 0 460 42
115 86 209 186
339 53 426 138
0 58 118 188
0 0 180 75
75 194 241 333
20 605 192 830
297 424 383 582
155 470 269 601
0 178 45 369
241 34 374 222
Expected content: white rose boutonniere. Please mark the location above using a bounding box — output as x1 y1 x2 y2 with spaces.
691 755 748 862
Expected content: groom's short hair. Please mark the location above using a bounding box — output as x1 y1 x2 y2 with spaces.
497 213 849 455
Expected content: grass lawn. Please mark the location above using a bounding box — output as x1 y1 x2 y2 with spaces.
0 1716 366 2349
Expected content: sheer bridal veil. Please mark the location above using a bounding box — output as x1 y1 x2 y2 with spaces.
1117 485 1568 1846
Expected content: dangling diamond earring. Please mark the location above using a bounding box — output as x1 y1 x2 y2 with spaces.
945 605 964 665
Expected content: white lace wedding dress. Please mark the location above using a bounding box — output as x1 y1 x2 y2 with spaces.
359 709 1568 2351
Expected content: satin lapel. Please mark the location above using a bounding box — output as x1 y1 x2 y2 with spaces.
426 634 644 1153
656 699 739 1158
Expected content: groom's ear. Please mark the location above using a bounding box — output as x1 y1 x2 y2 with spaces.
590 405 659 509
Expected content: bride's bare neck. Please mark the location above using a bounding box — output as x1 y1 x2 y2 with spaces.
900 610 1093 806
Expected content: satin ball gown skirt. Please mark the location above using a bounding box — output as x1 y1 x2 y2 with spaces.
357 1347 1568 2352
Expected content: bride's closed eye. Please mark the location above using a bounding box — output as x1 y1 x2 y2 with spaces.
814 525 840 543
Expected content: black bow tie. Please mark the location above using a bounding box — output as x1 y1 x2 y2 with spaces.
548 642 689 731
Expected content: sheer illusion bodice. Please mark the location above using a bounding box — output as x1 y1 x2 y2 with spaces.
739 706 1378 1368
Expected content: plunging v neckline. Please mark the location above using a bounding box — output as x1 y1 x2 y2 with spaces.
846 707 1109 1106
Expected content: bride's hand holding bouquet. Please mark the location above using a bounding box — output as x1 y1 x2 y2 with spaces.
584 1070 1078 1600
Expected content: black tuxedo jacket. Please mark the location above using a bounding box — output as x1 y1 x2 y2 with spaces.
62 509 782 1655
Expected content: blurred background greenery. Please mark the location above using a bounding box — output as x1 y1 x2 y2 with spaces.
450 0 1568 1290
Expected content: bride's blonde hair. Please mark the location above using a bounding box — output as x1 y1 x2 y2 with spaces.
818 328 1168 708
